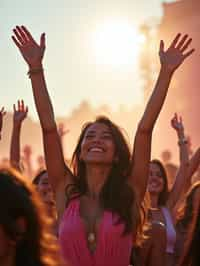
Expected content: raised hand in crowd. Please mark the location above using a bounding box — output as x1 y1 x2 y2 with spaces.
10 100 28 171
131 33 194 206
134 34 195 266
12 26 195 266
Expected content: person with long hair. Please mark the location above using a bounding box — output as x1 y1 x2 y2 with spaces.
176 182 200 266
12 25 194 266
32 170 58 234
0 167 63 266
136 113 190 266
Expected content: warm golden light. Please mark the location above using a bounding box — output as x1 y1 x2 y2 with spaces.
92 20 145 67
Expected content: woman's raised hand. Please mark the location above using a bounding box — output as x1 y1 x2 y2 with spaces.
12 25 45 68
171 113 184 133
159 33 194 73
13 100 28 124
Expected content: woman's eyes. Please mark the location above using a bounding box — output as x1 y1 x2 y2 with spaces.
102 134 112 139
85 134 94 139
85 134 112 139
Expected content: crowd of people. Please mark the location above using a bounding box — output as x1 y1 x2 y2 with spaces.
0 25 199 266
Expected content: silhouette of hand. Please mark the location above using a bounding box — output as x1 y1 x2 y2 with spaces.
12 25 45 68
13 100 28 124
159 33 194 73
171 113 184 133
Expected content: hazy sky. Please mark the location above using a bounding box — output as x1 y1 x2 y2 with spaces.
1 0 175 120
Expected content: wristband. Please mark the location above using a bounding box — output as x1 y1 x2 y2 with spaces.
27 68 43 78
178 137 188 146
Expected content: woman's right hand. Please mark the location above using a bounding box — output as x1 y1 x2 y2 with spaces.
171 113 184 134
13 100 28 125
12 25 45 68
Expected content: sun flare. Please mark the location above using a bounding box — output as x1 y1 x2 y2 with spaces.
92 20 144 67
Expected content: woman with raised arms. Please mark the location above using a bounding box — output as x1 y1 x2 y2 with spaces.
12 25 194 266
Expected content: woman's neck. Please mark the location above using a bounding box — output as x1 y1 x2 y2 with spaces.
85 164 111 198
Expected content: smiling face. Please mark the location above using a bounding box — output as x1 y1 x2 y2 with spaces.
37 173 55 208
79 122 117 165
148 162 165 195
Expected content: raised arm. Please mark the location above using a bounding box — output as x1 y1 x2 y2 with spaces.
10 100 28 171
129 34 194 204
12 26 73 192
167 113 189 210
0 107 6 140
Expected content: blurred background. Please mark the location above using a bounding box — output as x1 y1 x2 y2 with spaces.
0 0 199 170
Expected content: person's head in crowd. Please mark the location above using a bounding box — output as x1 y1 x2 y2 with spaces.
161 149 172 164
148 159 169 206
33 170 56 217
0 167 61 266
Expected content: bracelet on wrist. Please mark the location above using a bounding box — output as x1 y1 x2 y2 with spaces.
27 67 43 78
178 137 188 146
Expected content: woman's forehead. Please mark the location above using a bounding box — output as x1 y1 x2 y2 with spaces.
85 122 111 133
150 162 162 171
39 172 49 182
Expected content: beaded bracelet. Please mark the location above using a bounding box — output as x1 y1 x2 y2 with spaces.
178 137 188 146
27 68 43 78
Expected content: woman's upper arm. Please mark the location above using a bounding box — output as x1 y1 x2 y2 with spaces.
42 127 74 191
129 126 152 205
167 161 189 211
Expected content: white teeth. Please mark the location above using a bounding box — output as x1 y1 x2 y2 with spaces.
89 147 104 152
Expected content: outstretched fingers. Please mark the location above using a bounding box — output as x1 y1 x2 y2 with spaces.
176 34 188 50
159 40 165 55
183 48 195 59
180 38 192 53
21 25 35 42
40 33 46 52
169 33 181 49
12 25 35 47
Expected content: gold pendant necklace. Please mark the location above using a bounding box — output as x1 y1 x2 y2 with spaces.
88 232 96 243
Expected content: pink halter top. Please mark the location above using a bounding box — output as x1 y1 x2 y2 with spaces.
59 198 133 266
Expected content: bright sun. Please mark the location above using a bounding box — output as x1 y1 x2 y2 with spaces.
92 20 144 67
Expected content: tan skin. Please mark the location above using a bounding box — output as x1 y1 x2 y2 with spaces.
10 100 28 171
12 26 194 255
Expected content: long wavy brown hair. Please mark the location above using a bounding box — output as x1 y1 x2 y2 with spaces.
67 116 146 245
150 159 169 206
177 182 200 266
0 168 62 266
177 181 200 228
